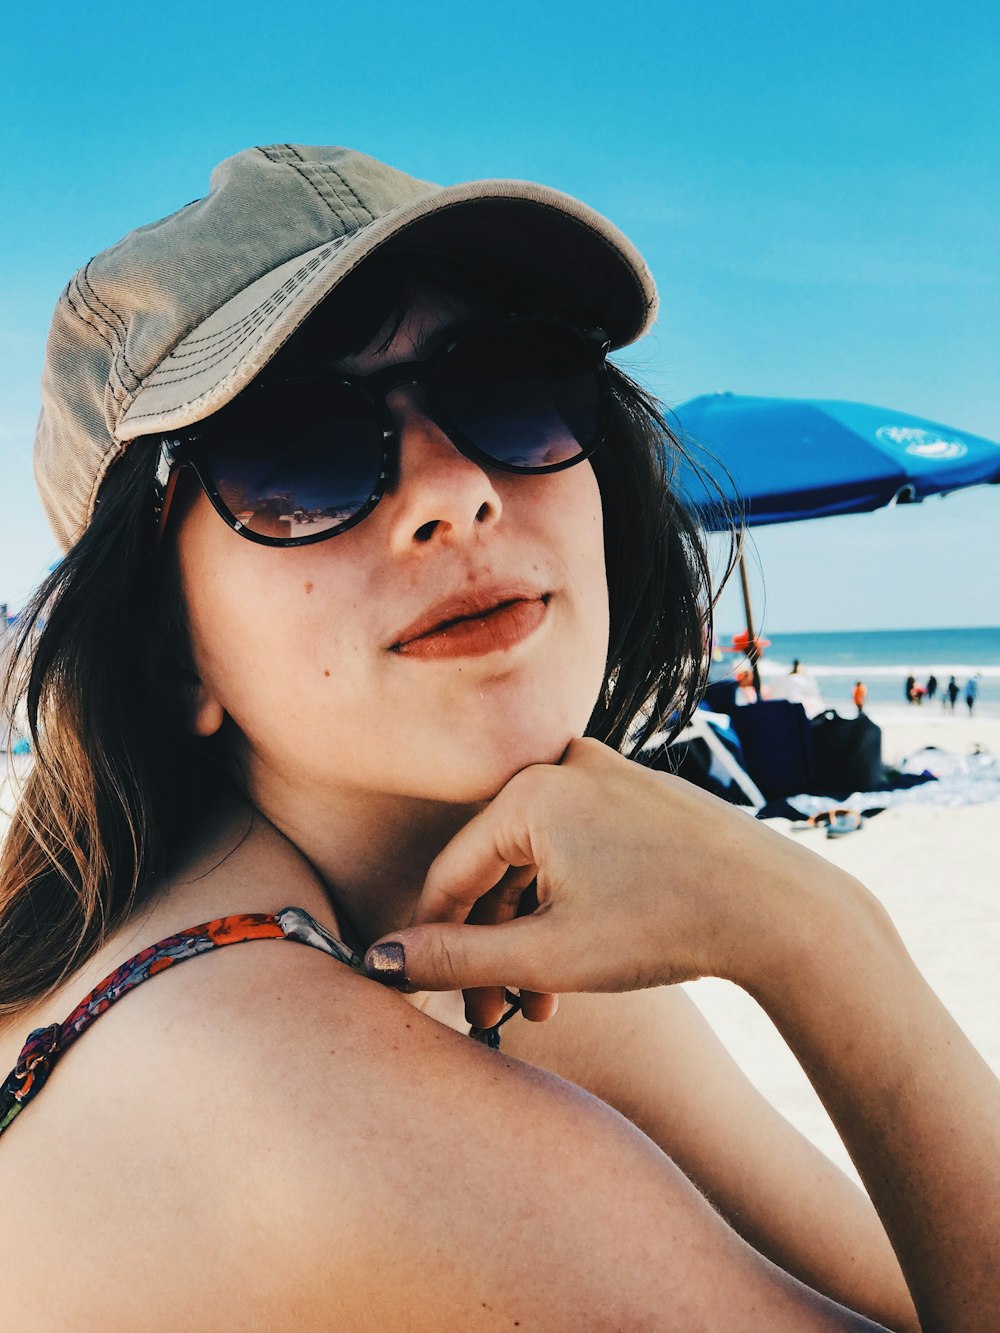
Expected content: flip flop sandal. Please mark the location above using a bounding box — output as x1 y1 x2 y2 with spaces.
791 808 865 834
825 809 864 838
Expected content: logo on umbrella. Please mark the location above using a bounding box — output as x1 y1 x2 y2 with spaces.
876 425 968 460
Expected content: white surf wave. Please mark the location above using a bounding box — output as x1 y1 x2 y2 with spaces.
758 659 1000 680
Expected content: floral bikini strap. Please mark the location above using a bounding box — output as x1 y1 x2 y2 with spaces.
0 905 516 1139
0 907 362 1137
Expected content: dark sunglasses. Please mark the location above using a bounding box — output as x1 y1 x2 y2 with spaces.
153 314 611 546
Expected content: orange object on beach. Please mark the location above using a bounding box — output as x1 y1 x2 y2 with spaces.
723 630 772 653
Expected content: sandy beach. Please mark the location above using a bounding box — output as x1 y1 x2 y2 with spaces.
687 704 1000 1182
2 705 997 1186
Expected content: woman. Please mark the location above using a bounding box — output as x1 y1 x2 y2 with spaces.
1 144 996 1330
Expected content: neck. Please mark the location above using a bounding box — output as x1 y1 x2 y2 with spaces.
245 768 479 951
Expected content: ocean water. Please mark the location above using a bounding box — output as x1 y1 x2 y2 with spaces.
715 625 1000 718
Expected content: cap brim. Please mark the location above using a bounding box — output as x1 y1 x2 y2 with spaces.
115 178 657 443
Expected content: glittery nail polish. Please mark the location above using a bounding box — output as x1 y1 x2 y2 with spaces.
365 942 408 988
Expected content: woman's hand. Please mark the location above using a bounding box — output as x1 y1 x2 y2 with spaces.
365 737 852 1017
368 737 1000 1332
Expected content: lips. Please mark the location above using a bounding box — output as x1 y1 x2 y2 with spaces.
390 587 551 659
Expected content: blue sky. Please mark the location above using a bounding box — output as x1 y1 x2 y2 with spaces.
2 0 998 632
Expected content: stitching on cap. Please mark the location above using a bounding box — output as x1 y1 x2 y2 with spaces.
132 292 300 398
63 285 128 410
64 283 128 406
141 244 341 382
81 262 126 339
162 295 283 363
317 170 370 230
69 275 115 350
145 266 315 378
165 286 288 354
160 241 349 352
173 267 306 349
124 262 332 419
293 154 368 228
256 144 293 164
149 303 276 380
127 208 353 372
272 143 344 221
63 285 116 390
81 267 140 386
69 276 132 404
328 165 372 223
284 145 372 230
71 281 131 405
302 165 364 226
80 265 141 392
137 272 310 389
257 143 356 227
165 311 260 357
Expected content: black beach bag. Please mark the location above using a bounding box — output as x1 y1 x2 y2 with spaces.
727 700 816 799
810 710 884 794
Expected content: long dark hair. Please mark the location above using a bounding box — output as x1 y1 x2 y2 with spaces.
0 250 739 1015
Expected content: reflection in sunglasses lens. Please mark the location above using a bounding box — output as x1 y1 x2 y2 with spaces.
209 382 385 537
436 321 598 469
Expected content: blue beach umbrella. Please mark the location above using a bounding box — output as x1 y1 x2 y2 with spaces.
672 393 1000 528
670 393 1000 682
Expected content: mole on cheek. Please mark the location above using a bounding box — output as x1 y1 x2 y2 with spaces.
324 670 331 678
304 582 313 594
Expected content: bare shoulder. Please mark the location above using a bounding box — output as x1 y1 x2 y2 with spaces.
1 943 877 1331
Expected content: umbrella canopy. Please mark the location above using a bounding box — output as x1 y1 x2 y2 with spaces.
672 392 1000 530
670 392 1000 693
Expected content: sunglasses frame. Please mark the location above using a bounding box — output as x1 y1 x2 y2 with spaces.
153 314 612 548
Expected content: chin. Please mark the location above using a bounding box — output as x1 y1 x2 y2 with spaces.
428 716 589 805
442 666 605 800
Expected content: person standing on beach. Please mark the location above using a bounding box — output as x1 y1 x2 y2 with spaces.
947 675 960 711
775 657 824 716
905 673 916 704
926 674 938 703
965 675 980 716
853 680 868 715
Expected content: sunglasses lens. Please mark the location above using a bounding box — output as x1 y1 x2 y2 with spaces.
187 317 604 546
433 318 603 470
202 380 385 540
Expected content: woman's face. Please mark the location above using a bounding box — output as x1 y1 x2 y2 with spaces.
176 289 610 808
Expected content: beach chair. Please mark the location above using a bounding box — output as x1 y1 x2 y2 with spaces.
641 709 766 811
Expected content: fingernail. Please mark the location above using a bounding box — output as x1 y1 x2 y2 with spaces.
365 942 408 988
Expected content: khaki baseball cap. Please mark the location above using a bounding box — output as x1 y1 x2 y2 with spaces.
34 143 658 551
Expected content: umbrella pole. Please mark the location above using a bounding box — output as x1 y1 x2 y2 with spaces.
738 552 762 697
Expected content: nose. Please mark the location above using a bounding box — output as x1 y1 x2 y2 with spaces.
384 387 502 552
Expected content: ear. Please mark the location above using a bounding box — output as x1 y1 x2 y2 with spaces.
187 676 226 738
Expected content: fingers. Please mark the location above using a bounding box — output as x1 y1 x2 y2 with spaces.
365 916 547 993
462 869 536 1029
520 990 558 1022
463 984 557 1032
410 778 538 928
464 988 508 1030
464 986 558 1034
367 744 699 1002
